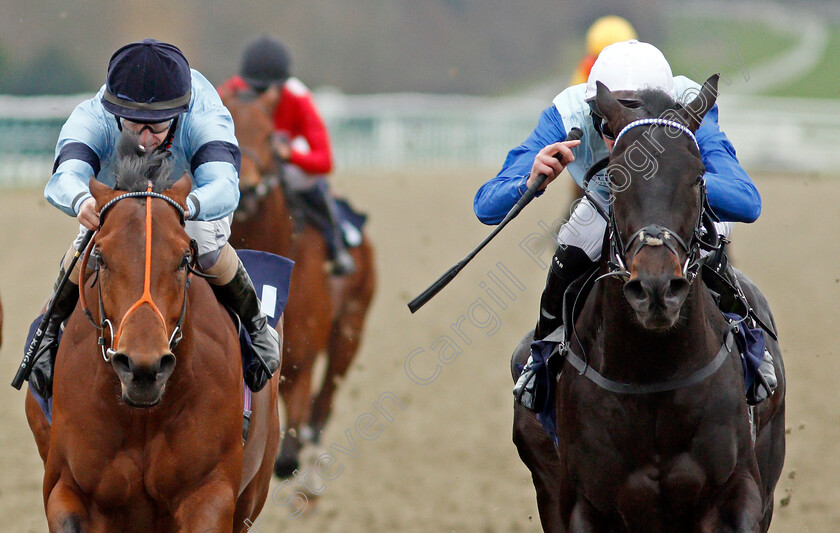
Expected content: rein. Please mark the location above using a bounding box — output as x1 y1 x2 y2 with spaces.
79 186 192 361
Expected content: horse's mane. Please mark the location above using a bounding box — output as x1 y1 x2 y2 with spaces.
114 132 176 193
634 88 681 118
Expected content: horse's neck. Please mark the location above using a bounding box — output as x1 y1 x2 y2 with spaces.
593 279 721 382
242 186 294 255
269 186 294 246
162 281 239 395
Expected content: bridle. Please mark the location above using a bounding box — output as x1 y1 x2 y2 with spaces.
561 118 735 394
591 118 719 285
606 183 710 285
79 185 197 362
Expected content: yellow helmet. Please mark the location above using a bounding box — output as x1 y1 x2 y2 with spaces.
586 16 638 56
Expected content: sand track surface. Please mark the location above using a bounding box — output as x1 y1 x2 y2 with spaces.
0 170 835 532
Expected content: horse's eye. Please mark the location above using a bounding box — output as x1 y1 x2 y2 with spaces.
179 254 192 271
695 174 704 185
93 251 107 269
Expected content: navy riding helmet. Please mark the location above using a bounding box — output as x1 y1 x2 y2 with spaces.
102 39 192 123
240 36 291 92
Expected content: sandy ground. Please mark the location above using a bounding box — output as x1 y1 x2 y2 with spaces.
0 169 837 532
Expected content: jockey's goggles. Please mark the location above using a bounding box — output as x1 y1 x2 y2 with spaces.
120 117 173 135
588 98 643 142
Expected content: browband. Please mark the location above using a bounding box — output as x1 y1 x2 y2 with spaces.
613 118 698 151
99 191 185 225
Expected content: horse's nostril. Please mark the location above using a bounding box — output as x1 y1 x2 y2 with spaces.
158 353 176 378
112 353 176 386
668 277 690 299
624 279 648 304
112 353 131 376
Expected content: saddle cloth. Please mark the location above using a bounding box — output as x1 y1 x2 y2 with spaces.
286 188 367 248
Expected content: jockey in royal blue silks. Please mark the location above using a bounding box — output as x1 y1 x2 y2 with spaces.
473 40 777 412
28 39 281 399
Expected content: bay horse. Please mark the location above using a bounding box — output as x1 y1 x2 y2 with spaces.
25 141 279 531
220 88 376 478
512 76 786 532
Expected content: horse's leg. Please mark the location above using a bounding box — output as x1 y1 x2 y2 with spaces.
568 497 605 533
171 483 236 532
309 253 375 440
511 329 566 533
308 311 358 440
513 404 566 533
276 357 315 479
25 388 51 463
235 376 280 531
753 373 786 531
45 477 89 533
700 470 763 533
730 271 786 531
234 471 272 533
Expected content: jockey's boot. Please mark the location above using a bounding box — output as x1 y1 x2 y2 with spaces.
301 183 356 276
28 266 79 400
212 260 281 392
513 245 595 410
719 264 778 405
702 240 778 404
748 349 777 405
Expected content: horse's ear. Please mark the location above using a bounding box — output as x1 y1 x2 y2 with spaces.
259 85 280 115
594 81 622 121
89 176 117 209
594 81 632 137
678 74 719 132
163 173 192 209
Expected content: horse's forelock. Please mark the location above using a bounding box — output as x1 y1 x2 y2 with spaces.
114 132 176 193
634 88 680 118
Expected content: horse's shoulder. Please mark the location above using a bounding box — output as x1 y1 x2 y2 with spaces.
187 278 237 333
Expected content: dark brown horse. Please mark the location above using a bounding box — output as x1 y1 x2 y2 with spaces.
25 148 279 531
221 88 376 478
512 76 785 532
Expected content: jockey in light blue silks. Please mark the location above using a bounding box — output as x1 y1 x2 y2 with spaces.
28 39 280 398
473 40 777 411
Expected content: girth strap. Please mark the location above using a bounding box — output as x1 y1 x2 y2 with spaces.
559 327 736 394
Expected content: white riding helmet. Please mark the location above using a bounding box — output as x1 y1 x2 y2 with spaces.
584 39 675 101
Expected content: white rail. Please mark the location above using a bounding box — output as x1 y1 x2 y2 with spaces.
0 91 835 188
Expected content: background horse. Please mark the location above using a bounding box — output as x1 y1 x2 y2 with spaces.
221 89 376 479
512 76 785 532
25 141 279 531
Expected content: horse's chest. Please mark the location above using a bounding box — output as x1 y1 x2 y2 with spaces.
72 450 151 513
66 418 239 513
560 385 745 517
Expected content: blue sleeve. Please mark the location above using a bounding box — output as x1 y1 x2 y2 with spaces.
44 98 107 217
181 82 241 221
473 105 567 225
697 104 761 223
